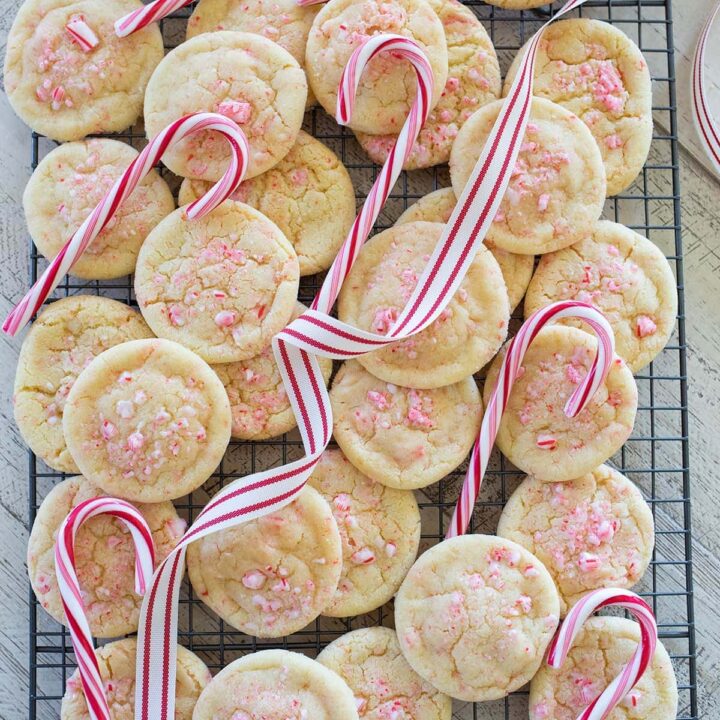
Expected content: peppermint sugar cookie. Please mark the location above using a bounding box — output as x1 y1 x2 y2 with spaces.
192 649 359 720
484 325 638 483
317 627 452 720
144 31 307 181
13 296 153 473
178 131 356 276
355 0 500 169
24 139 174 279
4 0 163 141
330 360 482 489
308 449 421 617
450 97 606 255
395 187 534 310
305 0 448 135
187 486 342 637
61 639 211 720
529 616 678 720
213 303 332 440
395 534 560 701
187 0 320 106
504 18 653 195
524 220 678 372
63 338 231 503
28 476 185 638
134 201 299 364
338 221 510 388
497 465 655 615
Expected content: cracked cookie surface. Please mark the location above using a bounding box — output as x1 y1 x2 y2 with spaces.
338 221 509 388
355 0 500 169
305 0 448 134
484 325 638 483
450 97 606 255
61 638 211 719
13 296 153 474
178 131 355 276
134 201 299 364
4 0 163 141
187 486 342 637
524 220 677 372
28 476 185 637
498 465 654 615
213 303 332 440
395 187 533 310
63 338 231 502
330 360 482 489
395 534 560 701
144 31 307 181
307 449 420 616
24 139 174 280
193 649 359 720
317 627 451 719
529 616 678 720
504 18 653 196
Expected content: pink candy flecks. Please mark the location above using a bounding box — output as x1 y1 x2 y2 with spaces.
636 315 657 338
216 100 252 124
215 310 237 328
241 570 266 590
127 432 144 451
351 548 376 565
536 434 557 450
577 551 601 572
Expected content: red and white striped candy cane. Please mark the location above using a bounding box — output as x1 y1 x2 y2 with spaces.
447 301 615 539
3 112 249 337
546 588 658 720
114 0 193 37
65 16 100 52
55 497 155 720
692 1 720 175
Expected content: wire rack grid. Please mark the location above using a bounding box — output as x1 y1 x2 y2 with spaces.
25 1 697 719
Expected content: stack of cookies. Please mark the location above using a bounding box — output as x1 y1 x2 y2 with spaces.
5 0 680 718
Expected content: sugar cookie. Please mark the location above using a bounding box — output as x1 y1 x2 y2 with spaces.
61 639 211 720
338 221 509 388
529 616 678 720
178 131 355 276
395 187 533 310
524 220 678 372
317 627 452 719
330 360 482 489
192 649 359 720
497 465 654 615
28 476 185 637
484 325 638 482
450 97 606 255
395 534 560 701
355 0 500 169
24 139 174 279
63 338 231 502
307 449 421 616
14 296 153 473
4 0 163 141
504 18 653 195
187 486 342 637
144 31 307 181
305 0 448 134
134 201 299 364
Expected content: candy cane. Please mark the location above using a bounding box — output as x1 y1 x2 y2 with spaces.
546 589 658 720
65 15 100 52
692 1 720 175
115 0 197 36
3 112 249 337
447 301 615 539
55 498 155 720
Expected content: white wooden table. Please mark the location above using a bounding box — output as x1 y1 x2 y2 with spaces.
1 1 719 717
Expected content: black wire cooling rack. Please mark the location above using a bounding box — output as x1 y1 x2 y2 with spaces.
26 1 697 718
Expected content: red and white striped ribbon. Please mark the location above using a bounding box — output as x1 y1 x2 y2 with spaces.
65 15 100 52
447 301 615 539
133 1 589 715
692 1 720 175
3 112 249 337
547 589 658 720
55 498 155 720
